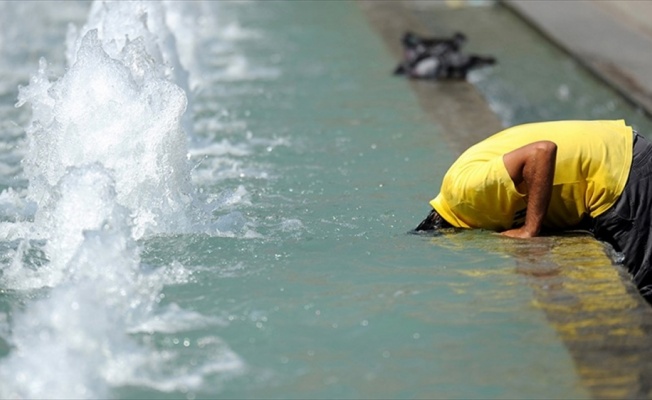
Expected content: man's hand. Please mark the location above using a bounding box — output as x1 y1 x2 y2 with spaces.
501 140 557 238
501 226 537 239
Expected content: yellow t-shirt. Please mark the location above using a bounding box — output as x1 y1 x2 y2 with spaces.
430 120 633 230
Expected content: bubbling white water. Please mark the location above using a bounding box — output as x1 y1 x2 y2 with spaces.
66 0 191 102
1 166 243 397
1 164 130 289
1 177 142 397
0 1 246 397
20 29 193 240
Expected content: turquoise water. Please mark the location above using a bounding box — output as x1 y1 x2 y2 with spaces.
0 1 650 398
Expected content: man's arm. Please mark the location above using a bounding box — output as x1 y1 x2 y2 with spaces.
501 141 557 239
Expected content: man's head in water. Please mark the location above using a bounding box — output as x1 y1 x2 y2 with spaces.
415 209 452 231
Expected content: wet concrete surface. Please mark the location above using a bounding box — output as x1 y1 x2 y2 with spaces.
511 236 652 399
505 0 652 117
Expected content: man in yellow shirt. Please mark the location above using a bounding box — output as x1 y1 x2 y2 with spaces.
416 120 652 302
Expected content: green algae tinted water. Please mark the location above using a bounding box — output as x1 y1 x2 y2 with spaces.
2 1 652 398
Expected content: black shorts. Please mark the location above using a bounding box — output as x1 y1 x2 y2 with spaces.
593 133 652 301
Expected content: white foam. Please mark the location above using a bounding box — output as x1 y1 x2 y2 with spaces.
190 139 253 158
19 30 195 240
212 54 281 82
161 0 213 91
1 0 252 397
128 303 227 335
1 165 131 290
110 346 245 394
69 0 198 138
0 164 246 397
0 188 32 222
67 1 189 94
0 203 143 398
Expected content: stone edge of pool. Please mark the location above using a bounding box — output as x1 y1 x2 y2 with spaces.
503 0 652 118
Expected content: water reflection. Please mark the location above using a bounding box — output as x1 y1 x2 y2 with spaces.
437 231 652 398
514 236 652 399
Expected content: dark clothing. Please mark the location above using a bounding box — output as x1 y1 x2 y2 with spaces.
593 133 652 302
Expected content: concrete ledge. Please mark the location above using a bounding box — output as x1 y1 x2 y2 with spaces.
503 0 652 116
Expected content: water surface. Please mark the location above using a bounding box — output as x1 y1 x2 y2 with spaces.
0 1 650 399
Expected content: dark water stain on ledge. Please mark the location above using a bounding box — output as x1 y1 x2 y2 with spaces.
510 235 652 399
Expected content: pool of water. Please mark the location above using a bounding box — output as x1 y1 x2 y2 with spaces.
0 1 651 398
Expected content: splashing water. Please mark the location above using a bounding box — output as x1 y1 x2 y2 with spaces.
66 0 194 134
0 1 244 397
21 29 193 240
